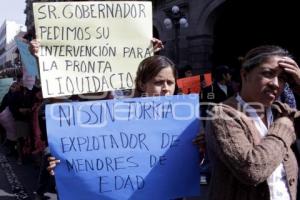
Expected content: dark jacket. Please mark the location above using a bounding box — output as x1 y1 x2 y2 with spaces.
200 81 234 122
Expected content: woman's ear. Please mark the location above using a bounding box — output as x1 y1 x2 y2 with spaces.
240 69 247 81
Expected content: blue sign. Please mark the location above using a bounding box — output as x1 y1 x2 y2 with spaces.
46 94 200 200
15 38 39 77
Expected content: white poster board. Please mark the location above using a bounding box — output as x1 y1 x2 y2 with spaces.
33 1 153 98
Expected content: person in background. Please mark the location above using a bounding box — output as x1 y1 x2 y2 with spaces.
204 45 300 200
8 81 35 164
0 82 21 156
179 64 193 78
201 65 234 107
198 64 234 142
0 82 20 112
34 97 66 200
195 65 235 186
31 88 45 155
280 83 297 109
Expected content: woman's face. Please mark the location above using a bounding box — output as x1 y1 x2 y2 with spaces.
142 66 176 96
241 56 286 107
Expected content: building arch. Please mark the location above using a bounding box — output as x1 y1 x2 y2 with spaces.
196 0 226 35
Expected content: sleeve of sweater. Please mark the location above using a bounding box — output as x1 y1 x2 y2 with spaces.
206 105 296 186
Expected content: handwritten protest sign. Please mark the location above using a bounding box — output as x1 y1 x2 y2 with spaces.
0 78 13 102
33 1 153 98
15 38 39 77
46 94 200 200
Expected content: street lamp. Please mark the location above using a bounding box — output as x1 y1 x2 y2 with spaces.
163 5 189 64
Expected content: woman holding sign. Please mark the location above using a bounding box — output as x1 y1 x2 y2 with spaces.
45 55 181 199
30 39 173 199
47 54 177 172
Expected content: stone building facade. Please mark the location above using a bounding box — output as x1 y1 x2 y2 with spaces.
153 0 225 73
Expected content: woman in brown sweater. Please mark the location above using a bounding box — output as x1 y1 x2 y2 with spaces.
206 45 300 200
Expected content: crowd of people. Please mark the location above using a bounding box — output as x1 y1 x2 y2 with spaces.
0 34 300 200
0 80 44 164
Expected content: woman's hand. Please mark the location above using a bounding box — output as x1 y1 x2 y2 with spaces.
151 38 164 53
47 156 60 176
279 57 300 86
29 39 40 57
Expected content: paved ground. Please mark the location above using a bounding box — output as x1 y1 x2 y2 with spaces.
0 145 57 200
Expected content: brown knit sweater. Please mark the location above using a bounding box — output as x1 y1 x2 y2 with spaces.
206 96 299 200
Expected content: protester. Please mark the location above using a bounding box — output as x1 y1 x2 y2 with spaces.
47 54 177 175
201 65 234 107
31 87 45 155
199 64 234 145
280 83 297 108
204 45 300 200
194 64 235 186
29 34 166 173
0 82 20 156
0 82 20 112
7 81 35 164
34 97 66 200
134 55 176 97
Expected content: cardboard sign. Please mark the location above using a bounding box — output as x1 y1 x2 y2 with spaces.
203 73 212 87
33 1 153 98
46 94 200 200
177 73 212 94
177 75 200 94
15 38 39 77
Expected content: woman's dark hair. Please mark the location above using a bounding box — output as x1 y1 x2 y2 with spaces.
134 55 176 97
241 45 292 72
